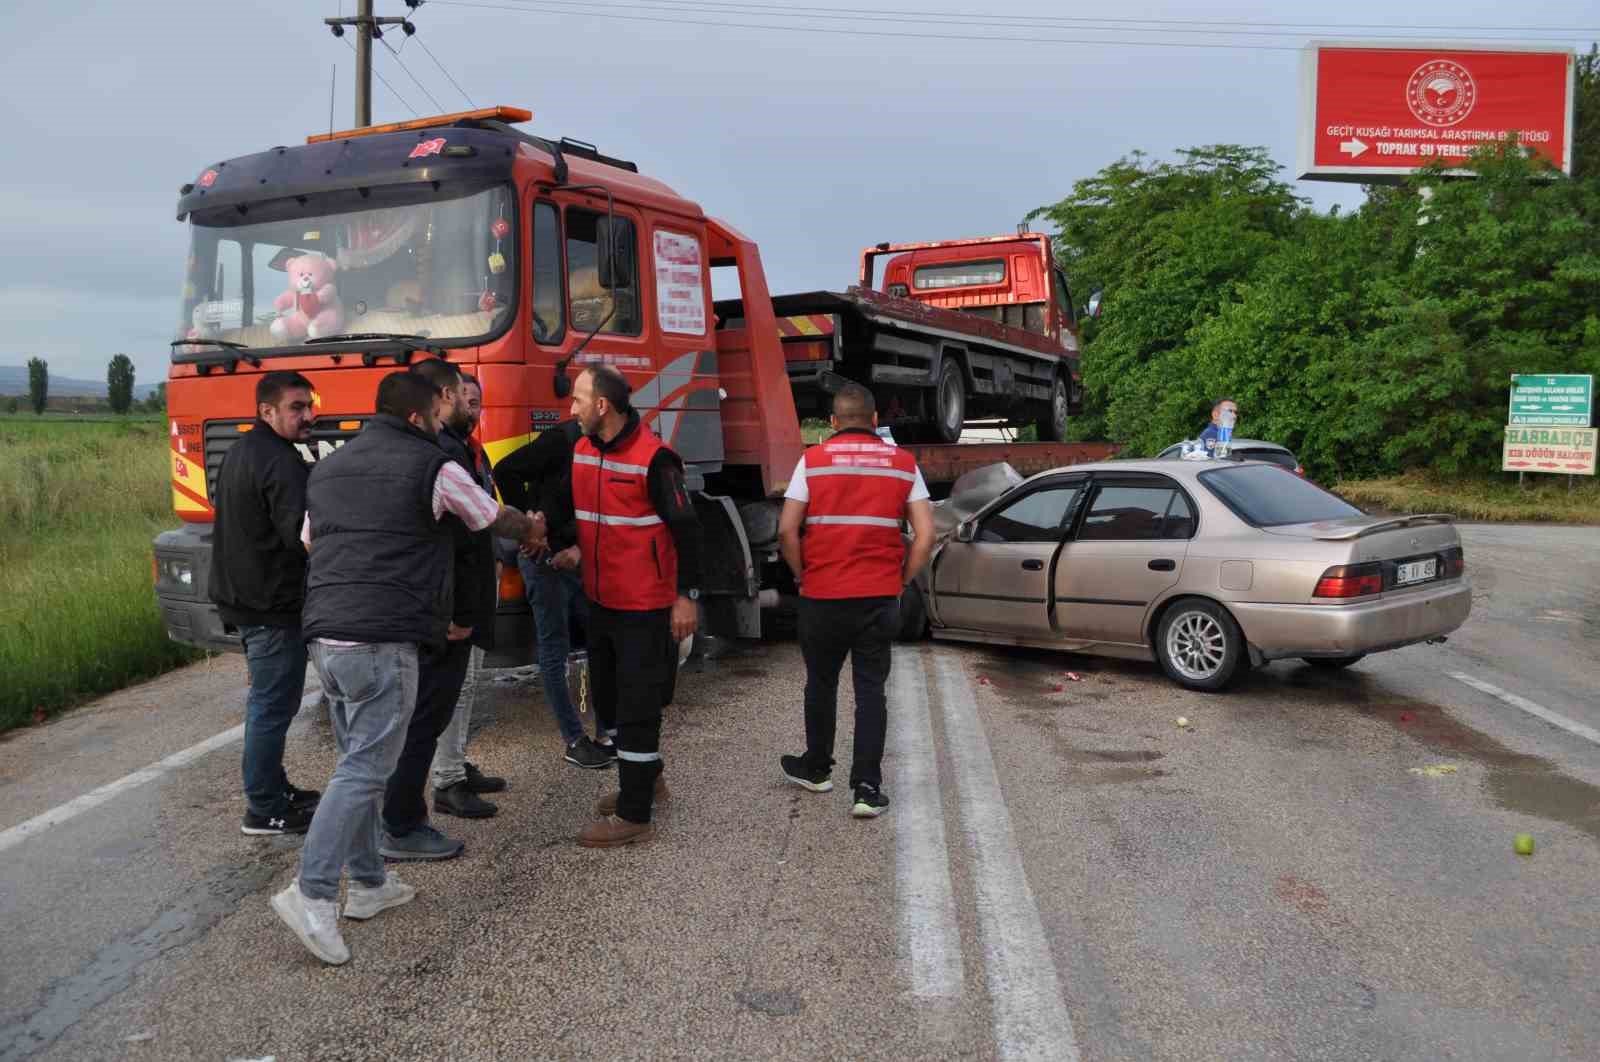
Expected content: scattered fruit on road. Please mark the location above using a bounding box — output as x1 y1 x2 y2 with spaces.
1514 833 1536 856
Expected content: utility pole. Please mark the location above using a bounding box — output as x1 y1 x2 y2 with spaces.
324 1 418 127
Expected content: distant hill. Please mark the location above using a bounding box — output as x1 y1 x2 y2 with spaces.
0 364 157 399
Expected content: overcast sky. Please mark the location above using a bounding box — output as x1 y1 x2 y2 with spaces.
0 0 1593 385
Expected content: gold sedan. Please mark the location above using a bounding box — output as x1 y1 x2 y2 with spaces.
913 459 1472 691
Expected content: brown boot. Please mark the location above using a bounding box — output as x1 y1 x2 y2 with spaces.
577 815 656 848
595 776 671 817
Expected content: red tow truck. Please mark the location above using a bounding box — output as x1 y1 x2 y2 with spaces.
153 107 1113 662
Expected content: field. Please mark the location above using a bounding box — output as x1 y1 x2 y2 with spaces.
0 414 202 732
1335 471 1600 524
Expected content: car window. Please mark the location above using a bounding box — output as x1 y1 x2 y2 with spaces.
978 485 1080 543
1236 447 1297 470
1078 485 1184 542
1162 490 1197 539
1200 464 1363 526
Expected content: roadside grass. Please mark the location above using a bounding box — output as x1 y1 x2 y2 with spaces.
0 418 202 733
1335 471 1600 524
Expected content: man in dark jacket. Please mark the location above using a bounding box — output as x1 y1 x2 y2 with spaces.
429 372 511 818
493 416 612 769
375 358 497 857
273 370 546 966
210 370 321 836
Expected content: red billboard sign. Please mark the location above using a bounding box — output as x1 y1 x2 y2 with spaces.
1299 43 1575 182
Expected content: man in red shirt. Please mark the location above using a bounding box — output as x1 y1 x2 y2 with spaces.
777 383 935 817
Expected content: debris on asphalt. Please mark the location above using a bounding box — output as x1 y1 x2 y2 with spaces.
1175 716 1191 729
1514 833 1536 856
978 676 991 685
123 1031 156 1043
1063 671 1084 682
1408 764 1459 777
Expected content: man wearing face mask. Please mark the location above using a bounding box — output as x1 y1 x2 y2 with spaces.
210 370 322 836
272 370 545 965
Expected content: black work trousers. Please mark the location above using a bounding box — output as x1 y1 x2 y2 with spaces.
798 595 899 789
589 602 677 825
383 637 473 835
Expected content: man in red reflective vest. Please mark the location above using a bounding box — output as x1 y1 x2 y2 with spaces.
777 383 935 818
568 364 702 847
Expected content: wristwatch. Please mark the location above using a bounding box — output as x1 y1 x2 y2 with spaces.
683 588 701 601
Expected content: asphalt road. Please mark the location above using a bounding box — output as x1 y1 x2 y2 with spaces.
1 523 1597 1062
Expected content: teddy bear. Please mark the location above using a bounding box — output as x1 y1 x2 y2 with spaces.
270 254 343 341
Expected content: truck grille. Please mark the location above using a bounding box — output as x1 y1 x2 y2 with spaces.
203 418 367 500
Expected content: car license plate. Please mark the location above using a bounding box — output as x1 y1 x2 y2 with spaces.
1396 558 1437 586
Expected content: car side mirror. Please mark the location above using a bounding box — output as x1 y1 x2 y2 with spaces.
1084 289 1103 319
955 521 976 544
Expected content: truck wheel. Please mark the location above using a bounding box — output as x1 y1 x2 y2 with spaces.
1036 374 1069 441
931 358 966 444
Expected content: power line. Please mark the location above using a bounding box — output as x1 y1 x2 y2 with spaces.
415 35 478 108
344 35 419 116
433 0 1598 40
404 1 480 108
379 35 449 111
428 0 1596 50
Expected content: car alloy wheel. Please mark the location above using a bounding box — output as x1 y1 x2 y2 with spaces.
1156 598 1245 691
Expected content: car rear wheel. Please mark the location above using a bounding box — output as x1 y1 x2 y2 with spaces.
1302 654 1365 670
1156 598 1246 691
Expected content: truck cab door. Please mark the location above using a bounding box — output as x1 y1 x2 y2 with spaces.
932 477 1084 638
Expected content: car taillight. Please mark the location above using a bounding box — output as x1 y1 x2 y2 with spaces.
1295 465 1305 477
1314 562 1383 599
1441 547 1465 578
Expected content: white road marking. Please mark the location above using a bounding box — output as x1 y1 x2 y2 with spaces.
935 655 1080 1062
888 647 964 1001
1449 672 1600 747
0 687 323 854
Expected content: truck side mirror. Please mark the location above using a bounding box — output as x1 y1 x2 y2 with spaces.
597 221 633 290
1085 290 1103 319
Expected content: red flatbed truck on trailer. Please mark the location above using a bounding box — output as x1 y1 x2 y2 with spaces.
153 107 1111 663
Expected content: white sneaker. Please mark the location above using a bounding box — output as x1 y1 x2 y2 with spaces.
271 881 350 965
343 871 417 921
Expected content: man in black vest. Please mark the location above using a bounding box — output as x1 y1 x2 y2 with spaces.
376 358 499 855
209 370 321 836
271 371 545 966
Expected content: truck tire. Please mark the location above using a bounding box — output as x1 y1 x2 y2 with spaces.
931 358 966 444
1036 373 1070 441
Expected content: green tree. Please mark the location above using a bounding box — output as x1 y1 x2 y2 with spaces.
26 357 47 415
143 381 168 414
3 396 18 414
1028 145 1306 448
1574 45 1599 181
107 354 136 415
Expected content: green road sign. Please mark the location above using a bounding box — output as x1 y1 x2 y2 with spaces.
1508 374 1593 426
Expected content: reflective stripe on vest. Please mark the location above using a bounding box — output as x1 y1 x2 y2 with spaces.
572 425 679 610
799 433 917 600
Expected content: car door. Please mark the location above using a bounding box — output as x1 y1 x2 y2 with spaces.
932 477 1085 637
1052 476 1196 645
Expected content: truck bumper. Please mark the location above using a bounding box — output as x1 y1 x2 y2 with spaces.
153 525 240 653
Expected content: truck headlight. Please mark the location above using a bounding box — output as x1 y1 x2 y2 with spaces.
155 556 194 592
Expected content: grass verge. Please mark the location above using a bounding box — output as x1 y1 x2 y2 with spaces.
1 418 203 733
1334 471 1600 524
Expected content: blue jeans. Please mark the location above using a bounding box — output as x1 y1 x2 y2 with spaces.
299 641 419 902
239 623 309 817
518 553 591 745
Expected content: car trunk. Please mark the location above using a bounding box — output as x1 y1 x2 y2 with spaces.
1263 514 1462 602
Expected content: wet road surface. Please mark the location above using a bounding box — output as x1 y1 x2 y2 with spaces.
1 523 1597 1061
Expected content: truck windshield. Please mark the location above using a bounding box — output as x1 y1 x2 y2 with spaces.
175 185 514 353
